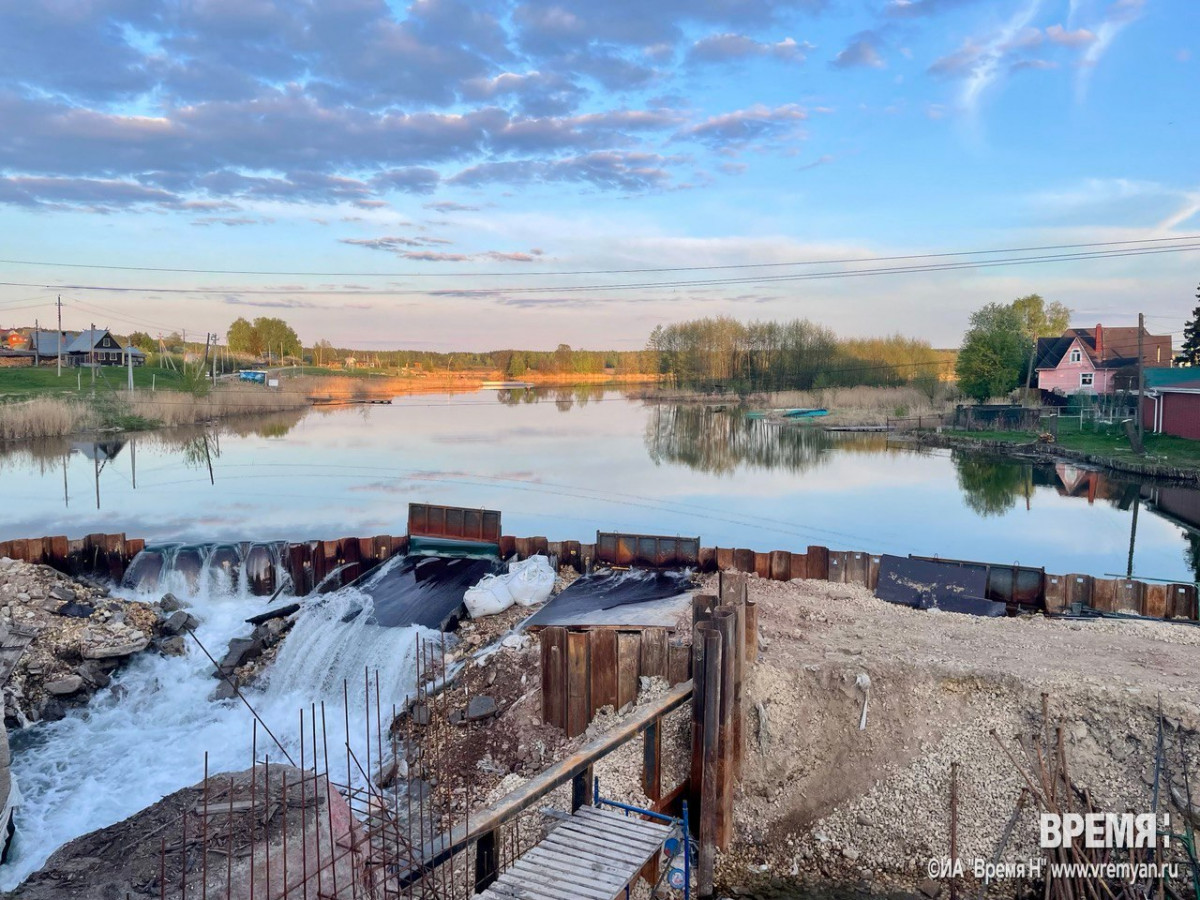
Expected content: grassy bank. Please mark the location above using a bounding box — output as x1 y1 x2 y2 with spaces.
0 384 312 442
0 365 188 400
923 418 1200 480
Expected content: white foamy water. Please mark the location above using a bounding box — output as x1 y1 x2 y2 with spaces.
0 558 429 890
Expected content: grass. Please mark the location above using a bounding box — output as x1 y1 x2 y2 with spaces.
0 364 187 400
941 418 1200 471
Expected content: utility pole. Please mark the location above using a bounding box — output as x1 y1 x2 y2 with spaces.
56 295 62 377
1137 312 1145 445
90 321 96 393
127 343 134 393
34 318 39 367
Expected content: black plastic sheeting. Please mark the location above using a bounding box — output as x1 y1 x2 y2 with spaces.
525 568 695 628
353 554 504 629
875 555 1006 617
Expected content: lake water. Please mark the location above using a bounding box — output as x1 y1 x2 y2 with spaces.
1 386 1196 582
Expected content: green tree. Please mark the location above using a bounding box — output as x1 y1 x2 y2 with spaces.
1011 293 1072 388
1176 283 1200 366
127 331 155 352
955 303 1028 403
253 317 301 358
226 317 261 355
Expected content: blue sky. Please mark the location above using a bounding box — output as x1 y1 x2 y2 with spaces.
0 0 1195 351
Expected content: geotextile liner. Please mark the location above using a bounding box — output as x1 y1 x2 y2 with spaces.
525 568 694 628
352 553 505 629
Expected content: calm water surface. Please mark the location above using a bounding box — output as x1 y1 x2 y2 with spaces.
1 387 1196 582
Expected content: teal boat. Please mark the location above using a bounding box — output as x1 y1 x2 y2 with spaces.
745 407 829 419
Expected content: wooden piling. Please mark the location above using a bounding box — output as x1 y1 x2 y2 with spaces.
539 627 567 729
589 629 618 715
565 631 590 738
712 606 737 850
616 632 640 710
698 629 722 900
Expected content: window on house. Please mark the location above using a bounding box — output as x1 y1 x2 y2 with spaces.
1069 349 1081 363
1080 372 1094 387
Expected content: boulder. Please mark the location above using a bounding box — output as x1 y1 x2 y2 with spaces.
75 662 111 689
160 636 187 657
48 585 76 603
82 634 150 660
45 675 84 696
54 601 95 619
161 610 198 635
218 637 262 675
159 593 185 613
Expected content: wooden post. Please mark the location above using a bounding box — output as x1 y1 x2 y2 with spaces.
713 607 737 850
589 629 618 715
540 627 567 729
698 629 722 900
565 631 590 738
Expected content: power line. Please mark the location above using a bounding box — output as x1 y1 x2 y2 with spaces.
2 241 1198 298
0 234 1195 278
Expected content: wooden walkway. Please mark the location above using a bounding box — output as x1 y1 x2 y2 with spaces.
478 805 673 900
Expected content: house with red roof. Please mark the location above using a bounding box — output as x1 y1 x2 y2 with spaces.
1034 324 1172 396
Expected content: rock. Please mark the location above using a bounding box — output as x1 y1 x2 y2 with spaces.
39 698 67 722
466 695 498 721
83 634 150 659
843 847 861 861
638 675 652 692
159 593 185 613
214 679 239 701
160 636 187 657
46 675 85 696
412 704 431 727
48 585 76 603
75 662 111 689
54 601 95 619
162 610 198 635
218 637 262 674
918 878 942 898
448 709 464 726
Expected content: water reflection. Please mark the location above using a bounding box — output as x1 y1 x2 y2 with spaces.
952 453 1032 517
494 384 614 409
646 406 834 475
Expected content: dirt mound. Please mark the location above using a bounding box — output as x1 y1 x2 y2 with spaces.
724 576 1200 894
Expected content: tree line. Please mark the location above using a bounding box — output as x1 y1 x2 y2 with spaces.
647 316 951 394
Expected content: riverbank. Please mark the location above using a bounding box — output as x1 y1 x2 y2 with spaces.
0 372 659 442
723 575 1200 897
906 429 1200 484
634 385 955 427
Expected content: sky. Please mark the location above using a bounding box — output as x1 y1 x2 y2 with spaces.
0 0 1196 352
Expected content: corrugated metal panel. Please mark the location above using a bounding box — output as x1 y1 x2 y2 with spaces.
595 532 700 568
407 503 501 544
1162 393 1200 441
910 554 1044 609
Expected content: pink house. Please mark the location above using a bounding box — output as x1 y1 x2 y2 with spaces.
1035 324 1172 395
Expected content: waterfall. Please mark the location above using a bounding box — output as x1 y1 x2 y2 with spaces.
0 556 430 890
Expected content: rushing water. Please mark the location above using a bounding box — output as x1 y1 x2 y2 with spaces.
0 556 431 889
1 387 1196 582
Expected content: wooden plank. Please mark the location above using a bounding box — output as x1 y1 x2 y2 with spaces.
551 820 665 855
496 863 613 900
539 831 650 867
541 627 567 729
566 631 591 738
589 629 618 715
639 627 668 680
616 633 640 710
521 845 630 888
574 807 672 841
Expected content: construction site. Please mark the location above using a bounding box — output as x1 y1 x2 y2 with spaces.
1 504 1199 900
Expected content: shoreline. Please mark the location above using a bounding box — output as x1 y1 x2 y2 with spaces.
900 430 1200 486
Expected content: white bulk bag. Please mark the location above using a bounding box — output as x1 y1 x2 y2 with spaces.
506 556 555 607
463 574 515 618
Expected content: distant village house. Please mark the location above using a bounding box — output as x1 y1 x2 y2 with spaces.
1034 323 1172 396
1 327 146 367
